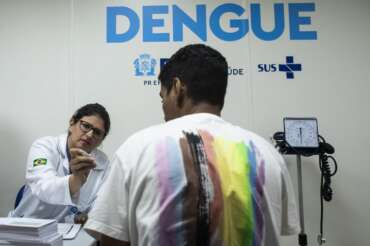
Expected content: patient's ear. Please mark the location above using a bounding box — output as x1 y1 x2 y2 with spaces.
173 77 186 108
173 77 186 95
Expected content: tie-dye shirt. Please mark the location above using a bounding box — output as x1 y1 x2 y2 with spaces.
85 113 299 246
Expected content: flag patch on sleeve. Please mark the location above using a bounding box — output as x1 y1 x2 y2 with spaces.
33 158 47 167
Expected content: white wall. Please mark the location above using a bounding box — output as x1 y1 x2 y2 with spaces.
0 0 369 245
0 0 72 213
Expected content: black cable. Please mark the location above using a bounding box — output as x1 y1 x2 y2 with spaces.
318 151 337 240
273 132 338 245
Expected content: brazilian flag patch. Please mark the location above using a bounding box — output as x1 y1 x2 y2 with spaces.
33 158 47 167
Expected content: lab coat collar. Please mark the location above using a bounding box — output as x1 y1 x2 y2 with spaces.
57 133 68 158
57 133 70 172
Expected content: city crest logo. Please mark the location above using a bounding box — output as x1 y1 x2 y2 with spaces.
133 54 157 76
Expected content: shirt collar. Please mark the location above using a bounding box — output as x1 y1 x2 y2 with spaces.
169 113 225 125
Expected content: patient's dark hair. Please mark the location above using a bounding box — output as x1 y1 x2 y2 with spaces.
158 44 228 109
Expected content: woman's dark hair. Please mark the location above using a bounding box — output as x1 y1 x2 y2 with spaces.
71 103 110 138
158 44 228 109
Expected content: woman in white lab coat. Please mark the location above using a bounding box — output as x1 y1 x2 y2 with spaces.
8 103 111 223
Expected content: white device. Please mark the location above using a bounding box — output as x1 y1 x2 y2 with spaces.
284 117 319 148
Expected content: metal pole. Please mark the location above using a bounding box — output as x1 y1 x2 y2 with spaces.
297 155 307 246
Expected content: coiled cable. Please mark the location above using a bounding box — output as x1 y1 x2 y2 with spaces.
318 136 337 244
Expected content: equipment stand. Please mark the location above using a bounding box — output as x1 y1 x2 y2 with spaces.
297 155 307 246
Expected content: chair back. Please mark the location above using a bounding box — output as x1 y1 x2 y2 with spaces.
14 185 26 209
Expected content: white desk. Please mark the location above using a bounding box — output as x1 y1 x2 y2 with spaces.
64 229 97 246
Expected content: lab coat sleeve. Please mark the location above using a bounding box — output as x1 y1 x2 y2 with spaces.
25 138 75 206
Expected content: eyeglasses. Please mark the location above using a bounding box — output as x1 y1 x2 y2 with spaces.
79 120 105 139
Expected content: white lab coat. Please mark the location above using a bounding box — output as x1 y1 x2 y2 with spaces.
8 134 110 223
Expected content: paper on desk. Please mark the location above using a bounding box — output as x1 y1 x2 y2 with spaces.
0 218 55 229
57 224 81 240
0 217 58 243
0 233 62 246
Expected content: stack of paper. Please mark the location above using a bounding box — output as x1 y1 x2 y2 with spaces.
0 218 62 246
